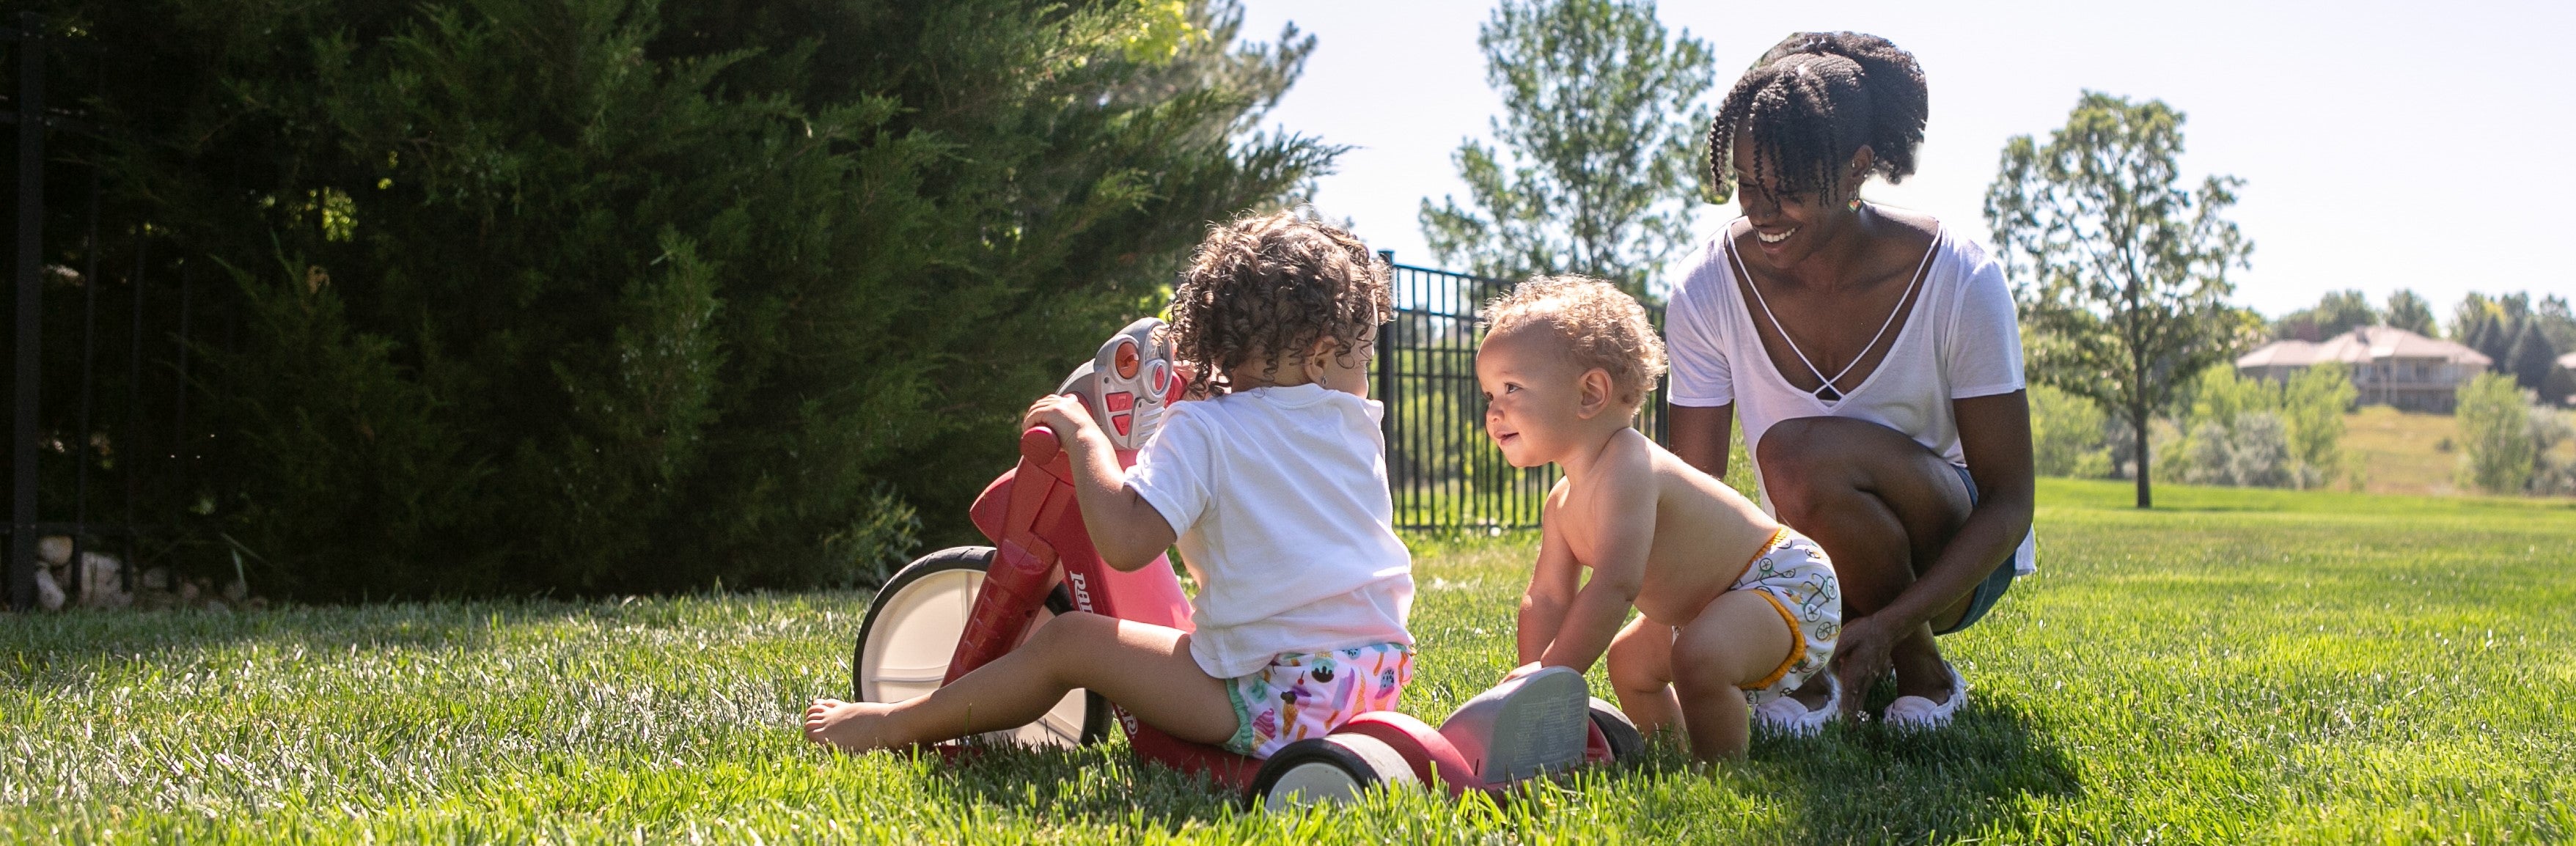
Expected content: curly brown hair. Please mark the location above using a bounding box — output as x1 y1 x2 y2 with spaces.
1481 275 1668 410
1168 210 1391 394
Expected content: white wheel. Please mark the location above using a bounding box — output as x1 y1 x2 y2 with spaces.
853 547 1105 748
1252 735 1417 810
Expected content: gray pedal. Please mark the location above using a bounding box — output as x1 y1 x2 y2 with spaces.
1438 666 1592 783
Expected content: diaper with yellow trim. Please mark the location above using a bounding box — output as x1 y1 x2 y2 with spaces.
1731 529 1841 705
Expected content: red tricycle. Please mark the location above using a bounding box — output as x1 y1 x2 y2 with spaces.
848 318 1643 808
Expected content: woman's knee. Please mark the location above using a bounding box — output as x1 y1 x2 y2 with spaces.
1756 417 1868 518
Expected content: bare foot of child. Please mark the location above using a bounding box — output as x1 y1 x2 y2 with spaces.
802 697 899 752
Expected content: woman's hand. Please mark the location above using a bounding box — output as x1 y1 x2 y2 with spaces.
1022 394 1100 444
1500 661 1544 684
1831 613 1899 719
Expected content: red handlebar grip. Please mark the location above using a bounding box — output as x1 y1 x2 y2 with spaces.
1021 427 1060 463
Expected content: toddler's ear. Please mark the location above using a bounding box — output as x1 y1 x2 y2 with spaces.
1575 367 1615 419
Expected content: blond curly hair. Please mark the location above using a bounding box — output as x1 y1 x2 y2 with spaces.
1481 276 1668 409
1169 210 1390 394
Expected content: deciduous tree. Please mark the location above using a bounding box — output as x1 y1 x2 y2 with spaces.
1985 92 2256 509
1418 0 1714 297
2384 289 2437 337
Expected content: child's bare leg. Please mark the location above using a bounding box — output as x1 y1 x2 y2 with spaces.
1606 615 1681 737
804 611 1234 752
1669 591 1797 761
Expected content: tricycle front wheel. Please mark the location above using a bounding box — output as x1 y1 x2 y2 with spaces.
851 545 1108 748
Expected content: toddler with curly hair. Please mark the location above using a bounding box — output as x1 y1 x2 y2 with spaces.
804 210 1415 759
1478 276 1841 760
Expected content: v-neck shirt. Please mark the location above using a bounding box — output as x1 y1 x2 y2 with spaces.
1665 221 2036 574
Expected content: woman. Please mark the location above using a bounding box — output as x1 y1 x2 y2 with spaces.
1628 32 2035 730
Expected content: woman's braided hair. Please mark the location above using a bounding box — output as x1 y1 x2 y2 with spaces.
1704 32 1928 205
1168 210 1390 394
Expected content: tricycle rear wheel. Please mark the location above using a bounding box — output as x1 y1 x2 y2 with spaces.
1250 735 1419 809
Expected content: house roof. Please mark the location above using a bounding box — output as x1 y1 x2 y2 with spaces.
2235 325 2492 369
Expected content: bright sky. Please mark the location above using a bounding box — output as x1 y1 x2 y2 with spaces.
1239 0 2576 320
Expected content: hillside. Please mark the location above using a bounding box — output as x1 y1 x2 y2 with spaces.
2340 405 2576 496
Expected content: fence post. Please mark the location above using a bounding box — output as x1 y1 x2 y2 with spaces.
9 13 46 611
1375 250 1396 455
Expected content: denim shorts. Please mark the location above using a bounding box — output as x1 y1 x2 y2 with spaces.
1933 463 2017 637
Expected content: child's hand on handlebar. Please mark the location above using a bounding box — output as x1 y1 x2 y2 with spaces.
1022 394 1101 443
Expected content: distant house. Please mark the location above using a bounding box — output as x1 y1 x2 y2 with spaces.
2557 350 2576 405
2235 326 2492 412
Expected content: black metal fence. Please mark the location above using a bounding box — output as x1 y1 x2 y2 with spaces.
4 15 210 611
1371 254 1667 531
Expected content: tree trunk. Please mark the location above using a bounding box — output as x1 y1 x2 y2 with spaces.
2131 402 2153 509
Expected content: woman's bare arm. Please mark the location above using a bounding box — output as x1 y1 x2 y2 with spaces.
1667 404 1735 479
1882 391 2035 630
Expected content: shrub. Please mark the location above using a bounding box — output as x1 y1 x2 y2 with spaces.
2163 364 2352 488
2455 373 2536 495
2528 408 2576 497
2030 383 2113 478
2181 412 2291 488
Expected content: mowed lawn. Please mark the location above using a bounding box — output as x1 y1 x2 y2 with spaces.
4 480 2572 844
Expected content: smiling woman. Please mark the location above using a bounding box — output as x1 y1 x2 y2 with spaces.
1656 32 2037 733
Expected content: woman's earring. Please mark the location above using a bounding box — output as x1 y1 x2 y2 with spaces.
1848 197 1863 213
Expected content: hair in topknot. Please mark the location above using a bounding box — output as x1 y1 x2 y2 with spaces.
1481 276 1668 411
1168 210 1390 394
1704 32 1928 205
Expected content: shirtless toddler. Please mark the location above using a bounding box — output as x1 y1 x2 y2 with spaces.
1477 276 1841 760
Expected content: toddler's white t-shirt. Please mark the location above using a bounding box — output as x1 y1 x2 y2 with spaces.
1125 383 1415 680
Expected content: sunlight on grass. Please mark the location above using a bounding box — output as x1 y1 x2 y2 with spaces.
3 481 2570 843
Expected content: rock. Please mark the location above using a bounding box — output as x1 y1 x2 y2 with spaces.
141 567 171 592
37 535 71 567
202 600 227 614
177 580 200 603
34 568 65 611
222 580 248 603
75 551 131 608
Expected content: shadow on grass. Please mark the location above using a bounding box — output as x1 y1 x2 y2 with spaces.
922 739 1248 829
0 599 623 688
1756 685 2083 842
901 684 2081 839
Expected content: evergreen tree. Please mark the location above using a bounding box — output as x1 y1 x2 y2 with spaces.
1419 0 1715 297
51 0 1335 598
2539 295 2576 353
2505 323 2559 394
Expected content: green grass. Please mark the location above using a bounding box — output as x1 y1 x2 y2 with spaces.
6 479 2572 843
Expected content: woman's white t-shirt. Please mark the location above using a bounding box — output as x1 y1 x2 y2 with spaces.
1125 383 1416 679
1665 223 2036 574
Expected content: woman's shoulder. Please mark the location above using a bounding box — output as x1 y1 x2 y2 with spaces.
1865 208 2000 296
1667 225 1742 309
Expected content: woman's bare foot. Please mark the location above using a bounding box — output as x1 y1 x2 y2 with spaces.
802 697 900 752
1890 642 1956 705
